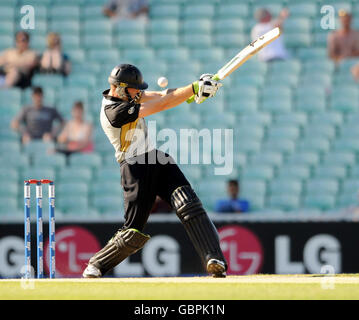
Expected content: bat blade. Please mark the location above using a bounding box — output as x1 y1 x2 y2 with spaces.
215 27 281 80
186 27 281 103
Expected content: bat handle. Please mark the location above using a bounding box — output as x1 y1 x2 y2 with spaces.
186 74 220 104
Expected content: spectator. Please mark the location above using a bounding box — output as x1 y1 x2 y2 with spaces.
151 196 173 214
57 101 94 156
251 8 290 62
103 0 148 21
215 180 250 213
39 33 71 76
351 63 359 81
0 31 37 88
328 10 359 64
11 86 65 144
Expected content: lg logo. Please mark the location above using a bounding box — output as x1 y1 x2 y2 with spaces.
275 234 341 274
114 235 180 276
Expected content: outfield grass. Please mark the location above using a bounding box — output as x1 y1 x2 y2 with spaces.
1 275 359 300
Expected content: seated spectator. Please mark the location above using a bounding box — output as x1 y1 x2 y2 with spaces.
351 63 359 81
0 31 37 88
57 101 94 156
103 0 148 21
39 33 71 76
215 180 250 213
11 86 65 144
151 196 173 214
251 8 290 62
328 10 359 64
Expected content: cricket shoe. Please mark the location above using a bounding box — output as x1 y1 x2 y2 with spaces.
207 259 226 278
82 264 102 278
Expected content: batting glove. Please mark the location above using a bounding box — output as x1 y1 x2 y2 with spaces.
193 74 222 104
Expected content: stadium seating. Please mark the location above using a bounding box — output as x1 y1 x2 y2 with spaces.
1 0 359 217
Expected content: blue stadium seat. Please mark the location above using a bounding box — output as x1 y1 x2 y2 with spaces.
149 19 179 35
242 165 274 180
182 34 212 49
239 112 272 126
0 88 22 109
82 5 104 19
158 48 190 62
278 165 311 180
267 126 300 140
82 19 112 34
23 141 54 155
66 74 96 88
58 167 92 183
183 4 215 19
92 195 123 214
49 5 80 20
191 48 224 63
270 179 302 195
214 18 244 33
214 33 246 48
297 138 330 154
303 194 336 211
284 18 312 33
287 3 316 18
115 34 147 49
0 21 14 35
269 195 301 211
32 154 66 169
95 167 122 182
150 34 179 48
32 74 64 89
58 196 88 212
250 152 283 167
303 124 335 140
262 138 296 155
333 139 359 153
57 182 89 197
305 179 339 195
286 152 320 167
217 4 249 18
0 35 13 50
234 125 264 141
83 35 112 49
114 19 147 34
323 152 355 167
150 4 181 19
69 153 102 169
314 165 347 180
284 32 312 48
91 182 123 196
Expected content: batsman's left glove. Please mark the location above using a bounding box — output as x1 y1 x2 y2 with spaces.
188 74 222 104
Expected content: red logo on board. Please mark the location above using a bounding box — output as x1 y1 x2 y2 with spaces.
44 226 101 277
218 225 263 275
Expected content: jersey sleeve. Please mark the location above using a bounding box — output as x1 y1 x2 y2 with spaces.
104 101 140 128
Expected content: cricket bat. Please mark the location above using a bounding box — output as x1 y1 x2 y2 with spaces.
187 27 281 103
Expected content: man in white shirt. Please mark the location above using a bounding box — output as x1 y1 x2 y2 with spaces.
251 8 290 62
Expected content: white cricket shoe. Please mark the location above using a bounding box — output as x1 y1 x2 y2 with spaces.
82 264 102 278
207 259 226 278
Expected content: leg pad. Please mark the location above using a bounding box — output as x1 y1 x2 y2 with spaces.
171 185 227 274
89 228 150 275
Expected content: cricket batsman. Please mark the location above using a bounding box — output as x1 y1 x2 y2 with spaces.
83 64 227 278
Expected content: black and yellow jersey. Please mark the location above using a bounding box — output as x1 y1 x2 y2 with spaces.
100 89 154 163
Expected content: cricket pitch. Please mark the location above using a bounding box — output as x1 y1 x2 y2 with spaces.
1 274 359 300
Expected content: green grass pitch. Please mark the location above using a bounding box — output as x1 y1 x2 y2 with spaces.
1 275 359 300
